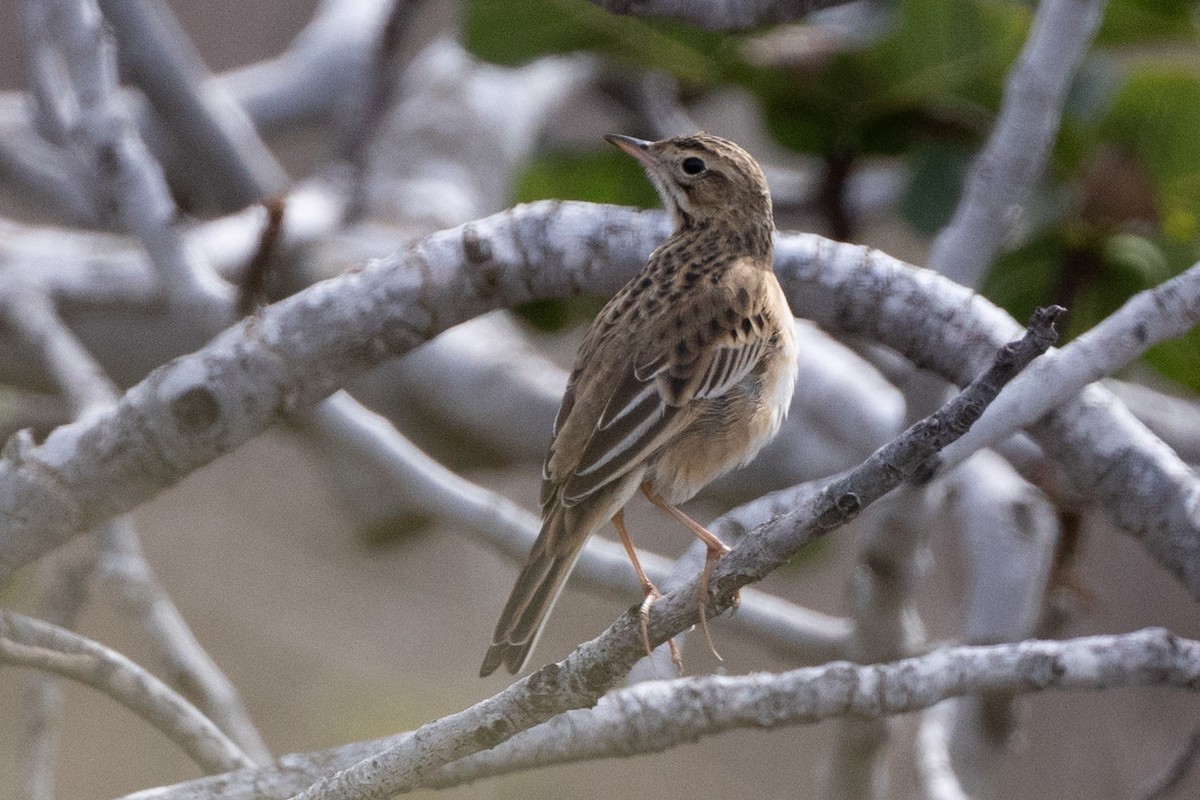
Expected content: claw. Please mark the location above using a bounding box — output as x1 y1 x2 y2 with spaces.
696 539 731 662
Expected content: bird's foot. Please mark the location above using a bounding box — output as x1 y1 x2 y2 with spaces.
696 539 733 662
638 585 685 676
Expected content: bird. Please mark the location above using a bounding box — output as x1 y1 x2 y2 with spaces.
480 132 798 677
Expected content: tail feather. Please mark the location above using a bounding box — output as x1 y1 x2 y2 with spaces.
480 514 586 676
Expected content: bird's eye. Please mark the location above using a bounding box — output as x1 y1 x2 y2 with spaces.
681 156 707 175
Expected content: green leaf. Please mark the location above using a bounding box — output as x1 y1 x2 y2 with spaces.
513 149 661 207
752 0 1027 158
1100 69 1200 207
982 233 1062 325
463 0 728 82
1098 0 1198 46
1145 329 1200 392
902 142 975 234
1062 235 1163 339
512 295 606 332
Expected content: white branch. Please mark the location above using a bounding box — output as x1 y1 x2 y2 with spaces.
1105 379 1200 466
1 276 270 763
948 452 1059 645
15 543 96 800
300 391 852 663
96 518 272 763
118 629 1200 799
39 0 233 309
939 451 1060 797
277 306 1060 800
927 0 1107 287
917 702 972 800
1 203 1195 595
776 231 1200 597
825 486 932 800
96 0 289 209
0 610 254 774
940 262 1200 471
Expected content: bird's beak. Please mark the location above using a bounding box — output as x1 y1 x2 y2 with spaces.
604 134 657 169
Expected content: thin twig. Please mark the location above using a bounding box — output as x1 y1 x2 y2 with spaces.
299 391 853 663
0 280 271 762
340 0 426 220
237 195 288 315
937 261 1200 473
0 611 254 774
16 545 97 800
46 0 233 306
1140 722 1200 800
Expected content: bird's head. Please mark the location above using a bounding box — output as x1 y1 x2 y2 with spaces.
605 132 772 230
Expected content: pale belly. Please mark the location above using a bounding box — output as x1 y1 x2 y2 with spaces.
647 325 798 505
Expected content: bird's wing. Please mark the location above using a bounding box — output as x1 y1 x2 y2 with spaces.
547 261 777 507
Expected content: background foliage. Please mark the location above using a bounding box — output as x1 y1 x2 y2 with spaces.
469 0 1200 387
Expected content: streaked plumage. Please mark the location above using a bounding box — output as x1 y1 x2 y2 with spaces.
481 133 798 677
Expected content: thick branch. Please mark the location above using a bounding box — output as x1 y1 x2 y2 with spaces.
3 203 1192 592
776 232 1200 596
284 308 1058 799
120 628 1200 799
939 261 1200 470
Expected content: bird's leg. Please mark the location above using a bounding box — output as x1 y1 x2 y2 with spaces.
612 509 683 675
640 482 734 662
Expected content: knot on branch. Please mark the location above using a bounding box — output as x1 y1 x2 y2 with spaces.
816 491 863 531
171 386 221 434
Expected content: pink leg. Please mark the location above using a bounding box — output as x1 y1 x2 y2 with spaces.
612 509 683 675
640 483 735 662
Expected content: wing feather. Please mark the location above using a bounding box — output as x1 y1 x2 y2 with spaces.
546 258 779 508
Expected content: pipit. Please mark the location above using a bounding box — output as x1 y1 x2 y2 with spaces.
480 132 798 677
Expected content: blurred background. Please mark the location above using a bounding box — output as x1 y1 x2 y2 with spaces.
0 0 1199 798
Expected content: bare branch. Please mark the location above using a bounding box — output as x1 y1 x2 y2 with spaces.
339 0 427 219
0 280 270 762
917 703 973 800
928 0 1107 287
777 231 1200 598
1105 379 1200 466
938 261 1200 471
0 286 118 419
119 628 1200 799
1140 722 1200 800
300 391 852 663
96 518 273 763
35 0 233 309
0 610 254 774
284 308 1059 799
825 486 933 800
15 545 96 800
95 0 289 209
937 452 1060 795
4 203 1191 593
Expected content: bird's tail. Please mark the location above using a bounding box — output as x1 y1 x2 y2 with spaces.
480 510 587 677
